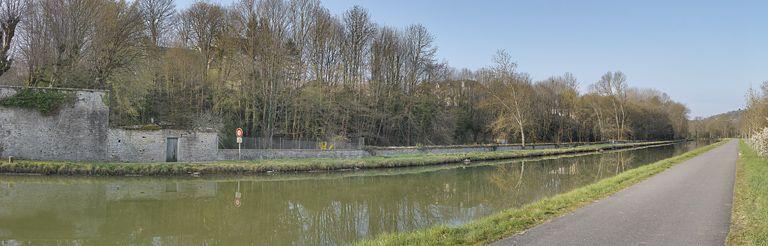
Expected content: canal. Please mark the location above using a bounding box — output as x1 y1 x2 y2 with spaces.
0 141 712 245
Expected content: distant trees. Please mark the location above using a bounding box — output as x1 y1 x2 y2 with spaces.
690 112 740 139
0 0 691 146
736 81 768 139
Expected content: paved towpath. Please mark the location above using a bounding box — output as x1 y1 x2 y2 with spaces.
493 140 738 246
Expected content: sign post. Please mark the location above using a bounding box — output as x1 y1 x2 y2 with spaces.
236 128 244 160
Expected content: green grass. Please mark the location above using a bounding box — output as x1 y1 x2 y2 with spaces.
727 140 768 245
0 141 674 176
356 140 726 246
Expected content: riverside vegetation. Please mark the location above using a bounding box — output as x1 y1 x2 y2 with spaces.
357 140 726 245
728 140 768 245
0 141 672 176
0 0 690 147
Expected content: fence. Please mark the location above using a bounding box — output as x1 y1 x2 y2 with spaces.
219 136 364 150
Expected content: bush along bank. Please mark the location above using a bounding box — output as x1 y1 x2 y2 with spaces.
356 140 726 246
0 141 677 176
727 140 768 245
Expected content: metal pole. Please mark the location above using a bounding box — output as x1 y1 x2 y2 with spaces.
238 142 241 160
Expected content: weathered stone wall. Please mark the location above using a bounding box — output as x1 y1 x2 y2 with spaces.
0 86 110 161
218 143 593 160
368 147 492 156
0 86 218 163
369 143 585 157
107 129 218 162
217 149 370 160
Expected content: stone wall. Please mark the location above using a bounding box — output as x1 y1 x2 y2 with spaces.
368 146 494 156
0 86 110 161
217 149 370 160
107 129 218 162
216 144 579 160
0 86 218 163
368 143 582 157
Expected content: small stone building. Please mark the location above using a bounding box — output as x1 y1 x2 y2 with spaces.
107 129 217 162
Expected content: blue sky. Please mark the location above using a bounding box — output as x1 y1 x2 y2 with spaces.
176 0 768 118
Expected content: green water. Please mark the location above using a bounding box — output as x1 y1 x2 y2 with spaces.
0 141 712 245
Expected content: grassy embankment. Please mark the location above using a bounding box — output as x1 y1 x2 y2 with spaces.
727 140 768 245
0 141 672 176
356 140 726 246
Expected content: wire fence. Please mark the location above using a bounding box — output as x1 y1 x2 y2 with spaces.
219 136 364 150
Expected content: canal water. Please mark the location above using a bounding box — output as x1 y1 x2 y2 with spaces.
0 141 713 245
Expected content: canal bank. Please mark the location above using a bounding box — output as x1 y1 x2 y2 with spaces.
0 141 676 176
358 140 726 246
0 140 713 245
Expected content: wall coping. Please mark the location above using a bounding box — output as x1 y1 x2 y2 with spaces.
0 85 109 93
366 141 615 150
112 128 219 133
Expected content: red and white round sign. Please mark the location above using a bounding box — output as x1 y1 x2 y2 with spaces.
236 128 244 138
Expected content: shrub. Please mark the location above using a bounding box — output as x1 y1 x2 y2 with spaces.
0 88 75 115
748 127 768 157
139 124 162 131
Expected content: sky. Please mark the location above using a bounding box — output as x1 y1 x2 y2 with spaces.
175 0 768 118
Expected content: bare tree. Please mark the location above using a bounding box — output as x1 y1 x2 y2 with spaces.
91 0 145 89
139 0 174 47
307 6 342 84
593 71 628 140
178 1 225 71
0 0 22 76
486 49 534 146
38 0 102 87
341 5 374 86
402 24 436 93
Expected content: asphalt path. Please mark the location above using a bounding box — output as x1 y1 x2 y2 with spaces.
493 140 738 246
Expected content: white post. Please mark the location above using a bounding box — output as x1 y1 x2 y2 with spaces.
238 143 241 160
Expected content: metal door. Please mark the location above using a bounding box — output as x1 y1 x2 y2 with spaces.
166 138 178 162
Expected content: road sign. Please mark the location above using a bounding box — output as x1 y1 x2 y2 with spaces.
236 128 244 160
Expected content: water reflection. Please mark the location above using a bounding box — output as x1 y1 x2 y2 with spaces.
0 141 711 245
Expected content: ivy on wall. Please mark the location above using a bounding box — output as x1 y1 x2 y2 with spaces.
0 89 76 115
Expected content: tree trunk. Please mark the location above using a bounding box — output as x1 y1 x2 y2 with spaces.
519 121 526 147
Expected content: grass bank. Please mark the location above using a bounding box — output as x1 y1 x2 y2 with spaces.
0 141 674 176
727 140 768 245
356 140 726 246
